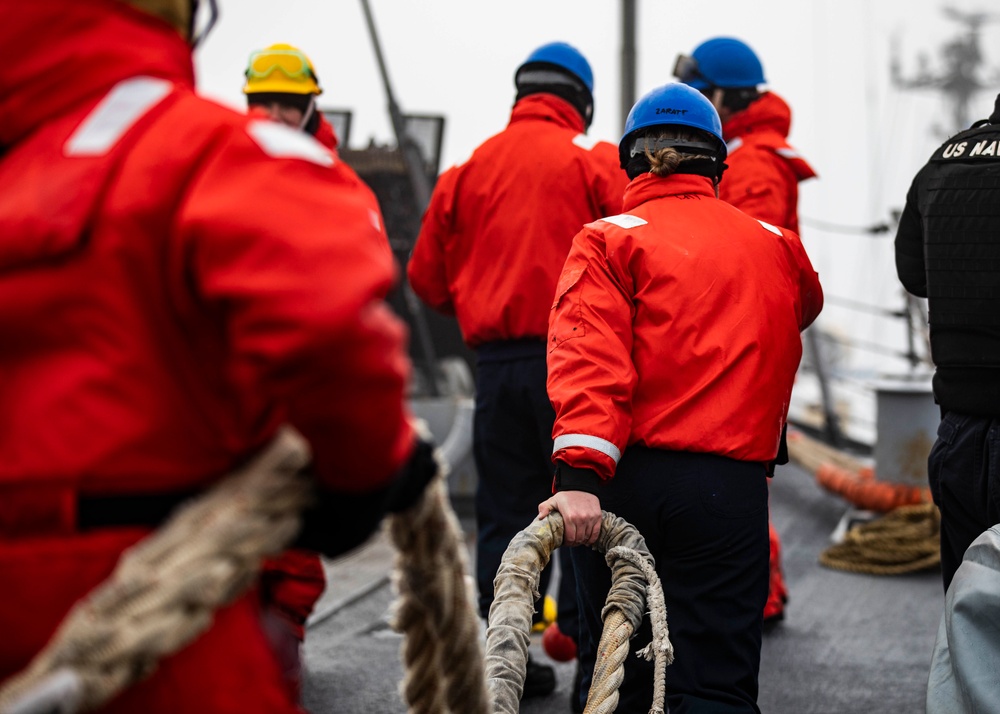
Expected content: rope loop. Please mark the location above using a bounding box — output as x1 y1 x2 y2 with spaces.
484 509 668 714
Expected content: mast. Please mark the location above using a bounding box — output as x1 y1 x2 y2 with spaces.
891 5 1000 133
888 3 997 377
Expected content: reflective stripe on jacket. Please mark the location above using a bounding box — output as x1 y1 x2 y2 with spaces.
407 93 628 347
548 172 823 480
720 91 817 234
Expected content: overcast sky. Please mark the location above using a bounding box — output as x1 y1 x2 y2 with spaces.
193 0 1000 375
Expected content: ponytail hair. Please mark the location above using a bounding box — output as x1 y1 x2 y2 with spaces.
625 127 723 181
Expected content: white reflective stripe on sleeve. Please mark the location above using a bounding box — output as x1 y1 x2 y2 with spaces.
600 214 648 230
572 133 600 150
775 147 802 160
246 120 335 167
726 137 744 153
553 434 622 464
65 77 173 156
757 220 782 236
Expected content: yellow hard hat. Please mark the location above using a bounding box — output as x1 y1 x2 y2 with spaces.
243 43 322 96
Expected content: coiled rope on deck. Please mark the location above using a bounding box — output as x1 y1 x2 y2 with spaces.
819 502 941 575
0 427 313 714
785 429 941 575
485 510 671 714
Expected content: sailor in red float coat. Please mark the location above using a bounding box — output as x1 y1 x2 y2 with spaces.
407 93 626 348
0 2 416 712
244 42 391 260
719 91 817 235
541 82 821 709
408 45 628 701
546 172 823 483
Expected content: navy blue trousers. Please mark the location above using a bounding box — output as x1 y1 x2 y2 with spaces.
473 341 559 620
928 412 1000 592
572 446 769 713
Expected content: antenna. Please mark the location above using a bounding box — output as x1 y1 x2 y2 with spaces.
891 5 999 133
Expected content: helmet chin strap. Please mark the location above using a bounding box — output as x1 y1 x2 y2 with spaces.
190 0 219 49
298 96 317 132
709 88 726 114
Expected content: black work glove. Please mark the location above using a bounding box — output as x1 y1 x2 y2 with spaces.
293 437 439 558
384 434 439 513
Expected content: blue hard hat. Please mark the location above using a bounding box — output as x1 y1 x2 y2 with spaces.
515 41 594 93
618 82 726 168
675 37 765 91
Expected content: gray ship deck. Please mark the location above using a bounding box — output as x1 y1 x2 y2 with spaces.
302 458 943 713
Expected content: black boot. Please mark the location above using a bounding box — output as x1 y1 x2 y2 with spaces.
520 653 556 699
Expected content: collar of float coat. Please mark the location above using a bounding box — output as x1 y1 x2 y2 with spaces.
722 90 792 143
723 90 817 182
622 172 716 213
508 93 586 134
0 0 193 272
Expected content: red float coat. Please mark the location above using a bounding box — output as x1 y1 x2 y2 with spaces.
548 173 823 481
0 2 414 712
407 94 628 346
719 91 817 235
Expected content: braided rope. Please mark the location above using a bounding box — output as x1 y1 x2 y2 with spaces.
583 608 628 714
0 427 313 714
484 510 667 714
819 503 941 575
605 546 671 714
386 447 490 714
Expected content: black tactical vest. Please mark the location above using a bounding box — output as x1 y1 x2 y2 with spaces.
917 119 1000 415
